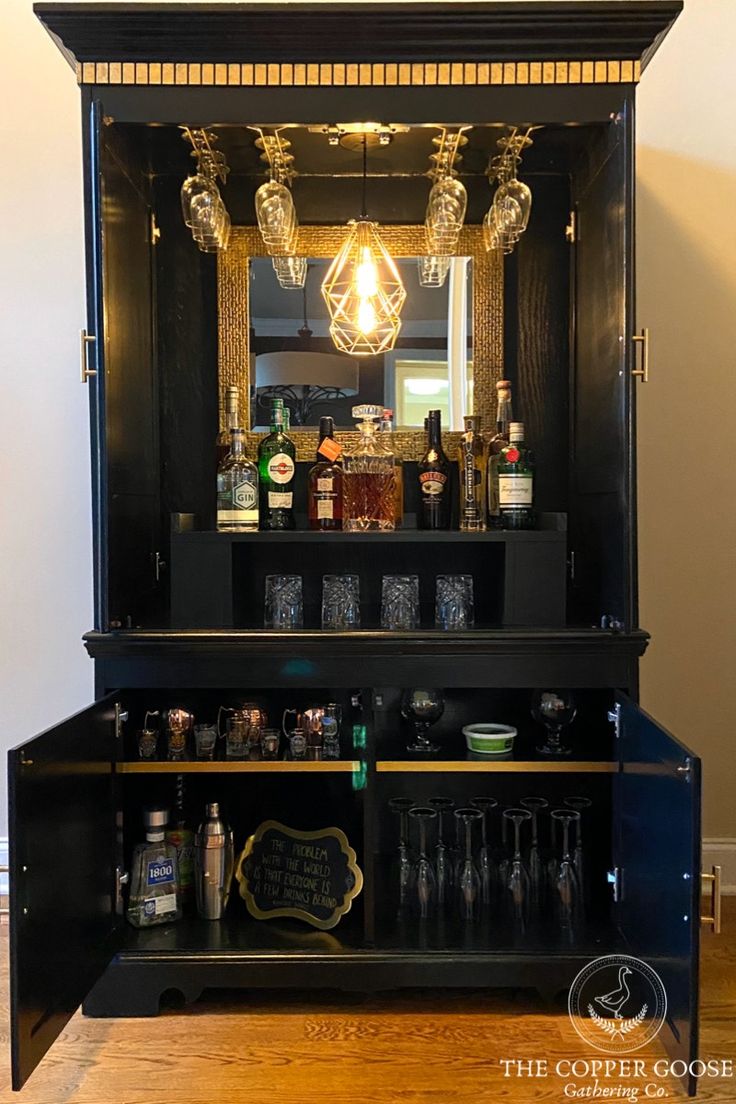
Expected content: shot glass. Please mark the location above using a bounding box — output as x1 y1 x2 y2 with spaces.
193 724 218 761
435 574 474 631
381 574 420 631
260 729 281 760
288 729 307 760
322 574 361 630
264 574 304 630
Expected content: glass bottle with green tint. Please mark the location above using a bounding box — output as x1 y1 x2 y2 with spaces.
488 380 513 529
258 398 296 530
217 427 259 532
498 421 535 530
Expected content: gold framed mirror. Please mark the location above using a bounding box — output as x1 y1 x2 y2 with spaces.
218 224 503 459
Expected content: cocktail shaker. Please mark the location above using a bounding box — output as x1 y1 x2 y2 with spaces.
194 802 234 920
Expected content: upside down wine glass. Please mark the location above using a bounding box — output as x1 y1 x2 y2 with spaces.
551 809 582 941
470 797 498 910
503 808 532 934
428 797 455 914
389 797 415 917
454 807 483 922
408 806 438 920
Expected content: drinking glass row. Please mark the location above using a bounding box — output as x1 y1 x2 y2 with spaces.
264 573 475 630
389 794 592 938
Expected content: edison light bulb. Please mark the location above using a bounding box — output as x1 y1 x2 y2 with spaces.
355 246 379 298
357 297 377 335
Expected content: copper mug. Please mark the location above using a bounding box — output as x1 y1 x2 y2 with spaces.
283 706 327 759
219 702 268 751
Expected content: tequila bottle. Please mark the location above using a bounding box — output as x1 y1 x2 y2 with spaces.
258 399 296 530
457 415 487 531
217 427 259 531
343 405 396 531
127 807 183 928
498 421 535 530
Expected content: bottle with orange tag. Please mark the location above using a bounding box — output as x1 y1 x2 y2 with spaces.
497 421 535 530
308 416 343 531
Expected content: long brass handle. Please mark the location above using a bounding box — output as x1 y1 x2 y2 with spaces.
632 327 650 382
80 328 97 383
701 865 722 934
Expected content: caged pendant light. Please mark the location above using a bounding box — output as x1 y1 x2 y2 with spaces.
321 136 406 357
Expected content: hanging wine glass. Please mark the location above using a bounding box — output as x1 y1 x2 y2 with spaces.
400 688 444 755
531 689 577 756
408 806 438 921
454 807 483 923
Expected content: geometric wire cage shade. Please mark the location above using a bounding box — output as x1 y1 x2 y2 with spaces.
321 218 407 356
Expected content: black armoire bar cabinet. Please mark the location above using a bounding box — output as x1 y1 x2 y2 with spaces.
12 1 713 1093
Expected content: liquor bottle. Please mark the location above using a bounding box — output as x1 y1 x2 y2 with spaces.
418 408 451 530
488 380 513 528
215 385 240 468
127 807 182 928
457 415 487 531
258 398 296 530
381 408 403 528
216 427 259 532
498 421 535 530
308 415 343 530
343 405 396 531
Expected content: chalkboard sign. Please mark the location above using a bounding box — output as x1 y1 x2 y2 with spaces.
236 820 363 930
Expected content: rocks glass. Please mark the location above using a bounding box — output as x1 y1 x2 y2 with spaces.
381 574 420 631
264 574 303 629
322 574 361 630
435 574 474 630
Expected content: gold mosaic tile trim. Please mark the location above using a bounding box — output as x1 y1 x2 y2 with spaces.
218 225 503 459
78 58 641 87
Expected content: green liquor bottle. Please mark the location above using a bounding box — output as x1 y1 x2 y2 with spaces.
258 399 296 530
498 421 535 530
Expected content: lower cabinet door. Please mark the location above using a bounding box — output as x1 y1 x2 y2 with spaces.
614 691 701 1097
8 694 122 1089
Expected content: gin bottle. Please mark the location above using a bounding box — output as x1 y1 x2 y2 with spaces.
217 427 259 531
127 807 183 928
498 421 535 530
216 385 240 468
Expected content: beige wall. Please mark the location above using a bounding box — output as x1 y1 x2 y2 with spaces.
0 0 732 840
636 0 736 839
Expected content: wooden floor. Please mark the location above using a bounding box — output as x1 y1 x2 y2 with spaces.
0 904 733 1103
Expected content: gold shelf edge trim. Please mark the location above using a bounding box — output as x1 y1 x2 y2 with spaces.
118 760 361 773
79 58 640 86
376 761 618 773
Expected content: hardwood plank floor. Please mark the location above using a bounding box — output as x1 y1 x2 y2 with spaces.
0 904 733 1103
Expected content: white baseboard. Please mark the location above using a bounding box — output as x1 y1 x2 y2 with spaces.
702 838 736 895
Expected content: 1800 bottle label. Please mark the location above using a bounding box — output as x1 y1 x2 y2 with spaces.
147 859 175 886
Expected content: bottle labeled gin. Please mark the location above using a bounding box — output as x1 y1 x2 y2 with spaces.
498 421 535 530
217 427 259 531
457 415 487 531
258 399 296 530
127 807 183 928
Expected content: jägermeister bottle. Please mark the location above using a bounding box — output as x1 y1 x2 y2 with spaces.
258 399 296 530
498 421 535 530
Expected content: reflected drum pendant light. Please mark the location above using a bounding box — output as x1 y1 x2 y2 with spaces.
321 137 406 357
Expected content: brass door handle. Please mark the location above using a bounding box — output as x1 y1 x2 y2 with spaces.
701 864 722 934
80 328 97 383
632 327 650 382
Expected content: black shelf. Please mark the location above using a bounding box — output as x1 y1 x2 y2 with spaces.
173 527 566 545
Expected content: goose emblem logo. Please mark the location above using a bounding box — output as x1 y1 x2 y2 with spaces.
568 955 667 1054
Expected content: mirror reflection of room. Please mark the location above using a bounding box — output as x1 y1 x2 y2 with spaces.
250 256 473 428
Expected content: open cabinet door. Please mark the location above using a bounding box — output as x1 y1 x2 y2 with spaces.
8 694 122 1089
614 692 701 1096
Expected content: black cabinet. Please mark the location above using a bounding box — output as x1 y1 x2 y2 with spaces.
12 0 701 1093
